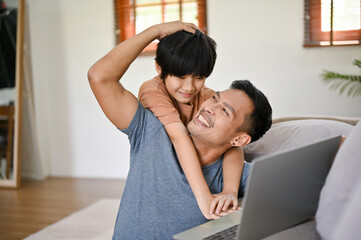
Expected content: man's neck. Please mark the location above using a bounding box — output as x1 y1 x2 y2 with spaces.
193 138 229 166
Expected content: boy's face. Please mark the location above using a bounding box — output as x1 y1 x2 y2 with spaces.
164 75 205 104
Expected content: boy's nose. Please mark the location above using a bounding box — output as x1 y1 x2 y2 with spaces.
183 77 194 91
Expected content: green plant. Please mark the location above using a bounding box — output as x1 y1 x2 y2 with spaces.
322 59 361 98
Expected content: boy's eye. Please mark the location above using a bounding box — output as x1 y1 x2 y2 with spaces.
212 95 217 101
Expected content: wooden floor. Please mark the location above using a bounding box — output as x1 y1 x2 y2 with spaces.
0 177 126 240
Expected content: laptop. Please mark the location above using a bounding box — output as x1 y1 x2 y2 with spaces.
173 135 341 240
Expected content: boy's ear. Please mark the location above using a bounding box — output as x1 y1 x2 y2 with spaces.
230 133 251 147
155 61 162 75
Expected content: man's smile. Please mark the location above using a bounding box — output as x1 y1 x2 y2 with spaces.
194 112 212 128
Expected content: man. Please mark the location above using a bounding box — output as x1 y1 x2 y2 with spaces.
88 21 272 240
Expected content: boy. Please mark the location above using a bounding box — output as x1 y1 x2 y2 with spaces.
138 24 249 218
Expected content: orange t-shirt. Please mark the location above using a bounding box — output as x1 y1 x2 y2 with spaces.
138 76 215 126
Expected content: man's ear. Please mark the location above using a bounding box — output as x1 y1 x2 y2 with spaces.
231 133 251 147
155 61 162 75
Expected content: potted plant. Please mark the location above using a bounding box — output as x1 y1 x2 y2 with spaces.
322 59 361 98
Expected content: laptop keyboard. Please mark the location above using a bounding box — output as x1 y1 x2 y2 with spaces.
203 224 238 239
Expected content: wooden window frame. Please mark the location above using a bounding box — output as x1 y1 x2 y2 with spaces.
113 0 207 54
304 0 361 47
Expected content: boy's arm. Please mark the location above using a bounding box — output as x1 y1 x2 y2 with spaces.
87 22 198 129
209 147 244 214
165 122 221 220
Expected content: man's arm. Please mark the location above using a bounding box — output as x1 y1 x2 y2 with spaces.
87 22 198 129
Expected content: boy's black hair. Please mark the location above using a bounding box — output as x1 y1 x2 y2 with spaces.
155 30 217 80
230 80 272 143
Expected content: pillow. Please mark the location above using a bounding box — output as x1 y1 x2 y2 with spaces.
331 175 361 240
243 119 354 162
316 120 361 239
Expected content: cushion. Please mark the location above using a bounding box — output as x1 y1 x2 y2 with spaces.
316 120 361 239
331 175 361 240
243 119 354 162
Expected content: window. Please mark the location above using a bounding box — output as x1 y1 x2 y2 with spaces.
304 0 361 46
113 0 207 53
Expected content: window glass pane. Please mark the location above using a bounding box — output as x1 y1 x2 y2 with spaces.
136 0 161 5
321 0 360 31
181 2 198 25
321 0 331 31
115 0 208 50
135 6 162 34
333 0 360 31
165 4 180 22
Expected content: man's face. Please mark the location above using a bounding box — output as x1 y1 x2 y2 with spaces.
187 89 254 147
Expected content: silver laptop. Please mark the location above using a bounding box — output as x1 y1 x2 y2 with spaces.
173 135 341 240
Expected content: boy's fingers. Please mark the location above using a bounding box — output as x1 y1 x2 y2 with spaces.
209 199 218 214
207 212 221 220
217 209 235 217
232 199 238 210
222 199 232 212
215 198 225 214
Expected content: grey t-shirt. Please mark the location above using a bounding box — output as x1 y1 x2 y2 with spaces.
112 103 225 239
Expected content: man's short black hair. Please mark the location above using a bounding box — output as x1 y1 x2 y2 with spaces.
155 30 217 80
230 80 272 143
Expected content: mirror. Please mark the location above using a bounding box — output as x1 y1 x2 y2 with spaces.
0 0 24 188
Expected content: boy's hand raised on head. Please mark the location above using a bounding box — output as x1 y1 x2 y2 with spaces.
155 21 200 40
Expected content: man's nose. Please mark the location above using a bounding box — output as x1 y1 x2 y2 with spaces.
204 104 216 116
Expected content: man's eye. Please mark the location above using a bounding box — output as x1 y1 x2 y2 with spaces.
212 96 217 101
223 108 229 116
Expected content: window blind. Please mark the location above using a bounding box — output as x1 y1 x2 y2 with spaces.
114 0 207 52
304 0 361 46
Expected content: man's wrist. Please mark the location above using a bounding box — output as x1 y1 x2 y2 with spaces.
148 24 162 40
140 24 161 43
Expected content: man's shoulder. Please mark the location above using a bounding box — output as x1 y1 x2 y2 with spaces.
120 102 164 137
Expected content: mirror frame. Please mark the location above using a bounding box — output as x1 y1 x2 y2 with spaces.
0 0 24 188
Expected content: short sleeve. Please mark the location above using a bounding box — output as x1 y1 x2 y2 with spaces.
119 102 167 166
120 102 145 138
139 79 182 126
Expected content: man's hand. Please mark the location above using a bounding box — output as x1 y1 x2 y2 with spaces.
155 21 200 40
209 191 239 215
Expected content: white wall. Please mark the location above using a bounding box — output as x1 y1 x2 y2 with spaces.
26 0 131 178
25 0 361 179
207 0 361 117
